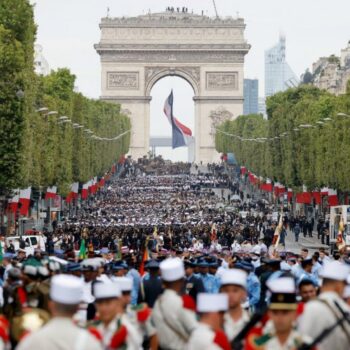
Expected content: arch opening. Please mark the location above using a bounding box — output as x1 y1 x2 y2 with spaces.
150 76 195 162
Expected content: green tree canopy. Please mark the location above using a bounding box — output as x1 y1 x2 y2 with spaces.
216 85 350 192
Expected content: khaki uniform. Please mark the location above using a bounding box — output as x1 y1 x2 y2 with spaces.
299 291 350 350
223 309 250 341
16 317 102 350
91 314 143 350
254 330 310 350
126 304 156 340
152 289 198 349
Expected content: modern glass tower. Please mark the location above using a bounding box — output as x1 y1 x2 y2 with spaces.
265 35 299 97
243 79 259 115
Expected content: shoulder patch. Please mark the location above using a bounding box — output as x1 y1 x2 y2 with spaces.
137 306 152 323
213 329 231 350
110 324 128 349
182 294 196 312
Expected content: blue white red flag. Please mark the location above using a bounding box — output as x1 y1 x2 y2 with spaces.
164 91 192 149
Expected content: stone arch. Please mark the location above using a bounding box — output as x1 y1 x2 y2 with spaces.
95 11 250 162
145 66 200 96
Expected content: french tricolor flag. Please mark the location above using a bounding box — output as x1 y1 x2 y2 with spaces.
66 182 79 203
45 186 57 200
164 91 192 149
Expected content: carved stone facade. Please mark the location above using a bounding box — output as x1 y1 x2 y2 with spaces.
209 107 234 138
95 11 250 162
206 72 238 90
100 51 245 64
107 72 139 90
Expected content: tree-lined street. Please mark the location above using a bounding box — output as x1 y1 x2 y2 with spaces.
1 1 350 350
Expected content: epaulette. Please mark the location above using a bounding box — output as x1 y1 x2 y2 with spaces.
254 333 273 346
182 295 196 312
87 319 102 327
110 323 128 349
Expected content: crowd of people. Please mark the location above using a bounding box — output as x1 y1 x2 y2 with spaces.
0 158 350 349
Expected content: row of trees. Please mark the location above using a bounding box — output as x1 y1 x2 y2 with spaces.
0 0 130 196
216 84 350 192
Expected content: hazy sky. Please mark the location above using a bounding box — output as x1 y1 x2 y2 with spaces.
32 0 350 160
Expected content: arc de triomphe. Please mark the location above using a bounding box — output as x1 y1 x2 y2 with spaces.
95 10 250 162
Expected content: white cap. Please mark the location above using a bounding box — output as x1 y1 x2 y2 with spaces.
94 281 121 300
321 261 349 281
197 293 228 313
81 258 100 271
266 277 296 293
113 277 133 292
221 269 247 289
160 258 185 282
50 275 83 305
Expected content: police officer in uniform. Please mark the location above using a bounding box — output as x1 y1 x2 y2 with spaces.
138 260 163 308
184 259 205 302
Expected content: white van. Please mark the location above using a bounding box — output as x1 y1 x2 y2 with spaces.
5 235 46 256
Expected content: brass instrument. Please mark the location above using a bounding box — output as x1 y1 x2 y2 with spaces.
11 308 50 342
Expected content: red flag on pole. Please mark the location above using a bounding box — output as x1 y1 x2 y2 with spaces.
19 187 31 216
328 189 339 206
81 183 89 200
45 186 57 200
8 190 19 214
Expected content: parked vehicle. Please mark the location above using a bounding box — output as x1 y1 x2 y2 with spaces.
5 235 46 256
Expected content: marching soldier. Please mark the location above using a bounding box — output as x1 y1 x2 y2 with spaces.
152 257 198 349
253 276 312 350
187 293 231 350
17 274 102 350
113 277 158 349
220 269 250 341
90 280 142 349
299 261 350 350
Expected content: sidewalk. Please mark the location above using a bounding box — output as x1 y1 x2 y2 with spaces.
284 230 329 254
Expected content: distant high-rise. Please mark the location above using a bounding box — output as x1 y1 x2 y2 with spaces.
243 79 259 115
258 97 267 119
265 35 298 97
